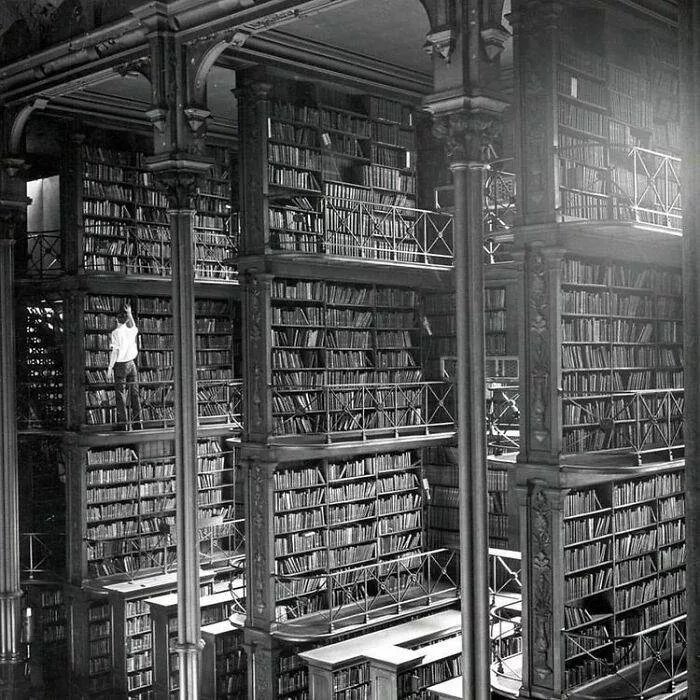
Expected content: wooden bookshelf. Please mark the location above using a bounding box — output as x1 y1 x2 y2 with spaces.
561 467 686 691
560 254 683 457
72 435 240 582
148 581 245 699
241 74 431 263
200 616 246 700
81 143 236 278
16 297 65 429
269 279 426 438
274 451 424 623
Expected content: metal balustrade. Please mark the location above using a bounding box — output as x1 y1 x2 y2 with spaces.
274 548 459 638
20 532 65 581
83 224 237 280
562 388 684 463
486 384 520 454
489 548 523 697
628 147 682 232
271 380 455 441
563 615 687 699
20 230 63 277
84 378 243 429
320 197 454 266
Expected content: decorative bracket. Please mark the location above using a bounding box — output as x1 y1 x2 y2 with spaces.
480 25 511 61
145 107 167 133
423 28 456 63
183 107 211 133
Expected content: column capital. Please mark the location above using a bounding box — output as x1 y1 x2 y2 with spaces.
431 110 503 167
145 158 212 210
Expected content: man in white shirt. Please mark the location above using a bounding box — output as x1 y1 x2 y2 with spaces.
107 302 143 430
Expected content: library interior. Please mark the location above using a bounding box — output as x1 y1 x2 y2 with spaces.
0 0 698 698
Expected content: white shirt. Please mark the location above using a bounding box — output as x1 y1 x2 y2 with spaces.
110 323 139 363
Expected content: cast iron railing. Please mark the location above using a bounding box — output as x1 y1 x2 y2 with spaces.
563 614 687 699
271 380 455 442
274 548 459 638
562 388 684 463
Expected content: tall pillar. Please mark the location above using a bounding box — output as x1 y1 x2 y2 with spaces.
0 214 22 665
0 161 29 700
679 0 700 693
153 167 210 700
428 111 505 700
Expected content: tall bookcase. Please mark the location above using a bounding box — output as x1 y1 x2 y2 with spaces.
238 67 457 696
15 125 244 698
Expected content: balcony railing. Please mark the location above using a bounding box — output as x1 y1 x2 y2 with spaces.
627 147 682 231
18 229 238 280
562 615 687 699
274 548 459 639
314 197 454 266
20 230 62 277
562 388 684 463
84 378 243 429
486 384 520 455
20 532 65 581
489 548 523 698
270 380 455 442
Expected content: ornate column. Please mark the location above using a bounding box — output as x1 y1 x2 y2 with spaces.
135 5 217 697
519 245 564 465
516 479 566 698
430 111 504 700
422 1 509 696
680 0 700 693
154 167 209 700
0 164 28 680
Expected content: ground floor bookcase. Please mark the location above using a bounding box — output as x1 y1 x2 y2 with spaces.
518 457 686 698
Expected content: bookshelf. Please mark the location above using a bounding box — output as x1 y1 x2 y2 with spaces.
81 143 235 278
274 451 424 623
561 466 686 691
16 298 65 429
396 635 462 700
278 648 311 700
556 40 610 221
200 616 246 700
240 74 436 263
560 254 683 457
81 293 239 430
270 279 426 438
71 435 240 582
148 582 245 699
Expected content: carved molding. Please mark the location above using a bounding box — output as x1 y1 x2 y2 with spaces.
246 276 266 434
528 249 550 449
530 481 554 685
432 111 502 165
250 460 268 619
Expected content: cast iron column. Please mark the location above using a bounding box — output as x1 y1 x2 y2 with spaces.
680 0 700 693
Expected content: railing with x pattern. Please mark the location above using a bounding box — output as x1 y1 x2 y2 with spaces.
562 388 684 463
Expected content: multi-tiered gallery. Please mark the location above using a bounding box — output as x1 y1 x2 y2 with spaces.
0 0 695 699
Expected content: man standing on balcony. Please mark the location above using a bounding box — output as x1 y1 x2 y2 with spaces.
107 302 143 430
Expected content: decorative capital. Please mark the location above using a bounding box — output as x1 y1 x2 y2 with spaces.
432 111 502 165
148 167 204 210
423 29 456 63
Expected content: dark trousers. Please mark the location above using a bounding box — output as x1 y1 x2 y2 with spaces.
114 360 142 427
